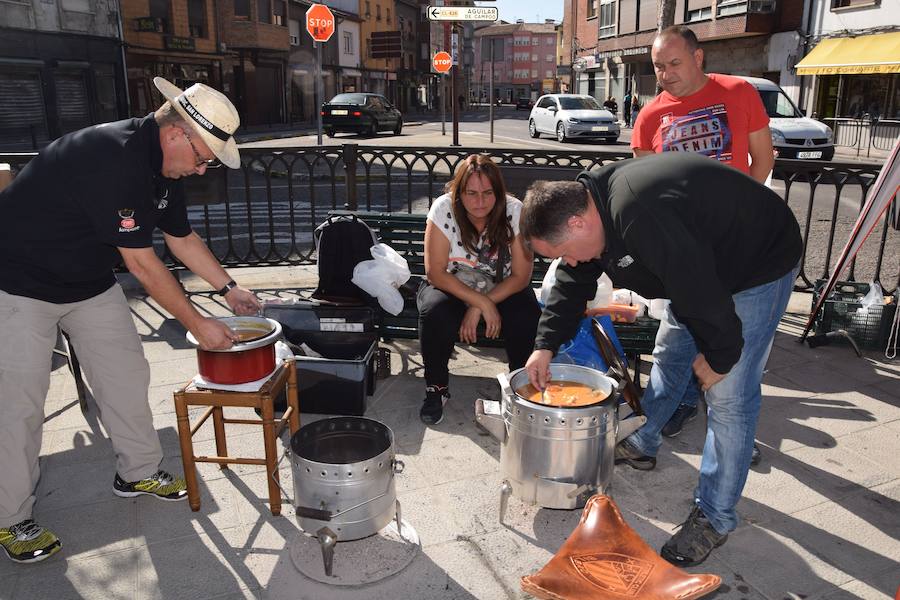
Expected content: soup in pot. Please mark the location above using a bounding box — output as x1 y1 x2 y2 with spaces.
233 329 268 342
515 381 608 407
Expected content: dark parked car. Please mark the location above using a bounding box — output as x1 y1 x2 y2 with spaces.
321 93 403 137
516 97 535 111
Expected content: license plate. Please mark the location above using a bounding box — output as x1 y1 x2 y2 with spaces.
797 151 822 159
331 109 348 116
591 126 609 132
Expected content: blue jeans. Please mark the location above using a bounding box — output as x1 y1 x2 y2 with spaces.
628 268 797 534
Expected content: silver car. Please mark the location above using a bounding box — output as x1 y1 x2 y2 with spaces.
529 94 620 143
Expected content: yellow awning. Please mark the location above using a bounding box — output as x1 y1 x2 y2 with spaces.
795 32 900 75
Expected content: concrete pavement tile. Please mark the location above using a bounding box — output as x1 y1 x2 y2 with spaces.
366 371 419 412
134 477 244 545
766 343 818 370
822 571 899 600
396 432 498 490
714 523 855 598
737 443 895 525
756 387 885 453
768 360 882 396
42 426 114 466
9 547 140 600
35 451 117 512
718 484 900 599
261 538 510 600
396 475 513 547
0 575 19 600
870 375 899 399
838 424 900 478
824 355 900 387
138 527 262 600
36 498 138 561
761 371 813 400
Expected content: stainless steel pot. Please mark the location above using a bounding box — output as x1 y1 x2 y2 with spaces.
476 362 641 522
290 416 404 576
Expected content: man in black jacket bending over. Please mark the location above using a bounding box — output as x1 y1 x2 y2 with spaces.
520 153 801 567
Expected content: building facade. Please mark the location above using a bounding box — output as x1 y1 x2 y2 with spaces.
121 0 231 120
796 0 898 122
473 21 559 104
288 0 361 124
562 0 806 122
0 0 127 150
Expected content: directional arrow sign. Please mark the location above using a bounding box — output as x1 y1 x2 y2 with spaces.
427 6 499 21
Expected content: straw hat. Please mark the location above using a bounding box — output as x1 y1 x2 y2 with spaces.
153 77 241 169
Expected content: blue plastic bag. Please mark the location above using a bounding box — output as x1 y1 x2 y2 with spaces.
552 315 627 373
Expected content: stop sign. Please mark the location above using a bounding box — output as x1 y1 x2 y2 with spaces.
306 3 335 43
433 51 452 74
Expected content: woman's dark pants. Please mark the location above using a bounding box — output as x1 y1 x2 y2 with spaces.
416 284 541 387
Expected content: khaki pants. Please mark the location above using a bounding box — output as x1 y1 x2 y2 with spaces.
0 284 162 526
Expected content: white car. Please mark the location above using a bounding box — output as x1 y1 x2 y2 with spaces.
529 94 620 143
739 76 834 160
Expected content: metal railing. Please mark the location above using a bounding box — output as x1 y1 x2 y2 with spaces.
2 146 896 293
824 117 900 158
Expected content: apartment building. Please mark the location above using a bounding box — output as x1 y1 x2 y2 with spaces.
562 0 805 116
473 21 559 104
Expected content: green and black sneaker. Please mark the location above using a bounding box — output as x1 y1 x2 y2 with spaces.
113 470 188 501
0 519 61 564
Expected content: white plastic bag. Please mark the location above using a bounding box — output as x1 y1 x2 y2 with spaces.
540 258 613 309
351 243 411 316
540 257 562 305
370 243 411 283
859 281 884 312
587 273 613 310
609 288 648 316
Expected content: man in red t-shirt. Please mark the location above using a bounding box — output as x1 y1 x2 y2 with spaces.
632 26 774 183
619 27 776 496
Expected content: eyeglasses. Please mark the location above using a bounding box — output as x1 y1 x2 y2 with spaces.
183 130 222 169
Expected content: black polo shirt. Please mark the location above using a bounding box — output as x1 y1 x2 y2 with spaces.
0 115 192 303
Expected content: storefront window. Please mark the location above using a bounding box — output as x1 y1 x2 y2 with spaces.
830 74 899 120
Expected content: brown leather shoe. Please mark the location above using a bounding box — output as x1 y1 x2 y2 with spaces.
522 495 721 600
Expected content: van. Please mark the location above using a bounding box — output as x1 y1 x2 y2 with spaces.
738 76 834 160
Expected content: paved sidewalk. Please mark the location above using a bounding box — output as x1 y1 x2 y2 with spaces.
2 266 898 599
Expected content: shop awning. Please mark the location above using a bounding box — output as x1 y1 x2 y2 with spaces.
795 32 900 75
342 69 362 78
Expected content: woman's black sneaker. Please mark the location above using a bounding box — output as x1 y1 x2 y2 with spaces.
420 385 449 425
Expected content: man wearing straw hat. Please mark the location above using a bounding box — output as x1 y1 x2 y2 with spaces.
0 78 259 563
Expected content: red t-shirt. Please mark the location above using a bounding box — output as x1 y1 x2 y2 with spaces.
631 73 769 175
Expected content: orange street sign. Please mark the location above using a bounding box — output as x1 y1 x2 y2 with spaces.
433 51 452 74
306 4 335 43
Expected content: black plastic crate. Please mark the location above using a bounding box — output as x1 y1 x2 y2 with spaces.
264 301 377 415
812 280 898 350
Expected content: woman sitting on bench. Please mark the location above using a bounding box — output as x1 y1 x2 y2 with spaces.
418 154 541 425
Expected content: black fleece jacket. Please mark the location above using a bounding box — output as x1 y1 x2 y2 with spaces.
534 153 802 374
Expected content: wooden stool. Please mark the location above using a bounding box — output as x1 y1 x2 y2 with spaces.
173 360 300 516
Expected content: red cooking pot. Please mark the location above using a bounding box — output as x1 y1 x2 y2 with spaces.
186 316 283 384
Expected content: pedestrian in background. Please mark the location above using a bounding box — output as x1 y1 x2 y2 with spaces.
623 90 633 127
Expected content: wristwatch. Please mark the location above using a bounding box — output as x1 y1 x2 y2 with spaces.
217 279 238 296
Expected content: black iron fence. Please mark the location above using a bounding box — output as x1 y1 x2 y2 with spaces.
1 145 896 293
